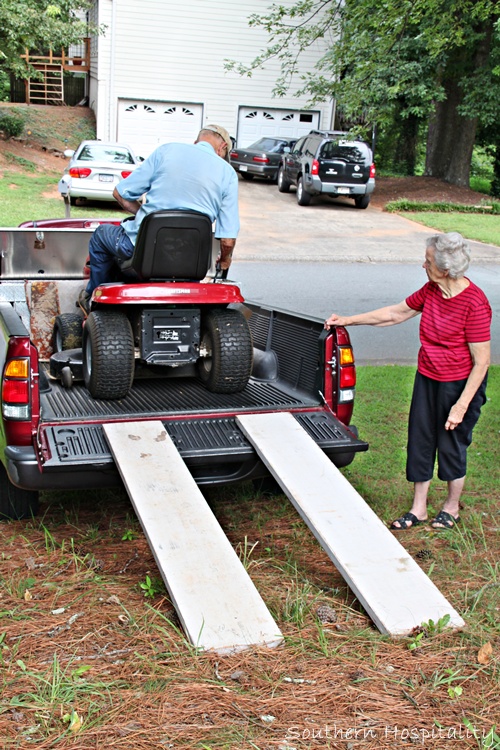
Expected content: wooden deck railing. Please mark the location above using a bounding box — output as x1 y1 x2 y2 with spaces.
21 38 90 73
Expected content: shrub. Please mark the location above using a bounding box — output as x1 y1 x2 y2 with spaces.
385 199 500 215
0 113 24 138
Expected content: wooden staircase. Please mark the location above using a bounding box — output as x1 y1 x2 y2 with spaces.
27 63 64 105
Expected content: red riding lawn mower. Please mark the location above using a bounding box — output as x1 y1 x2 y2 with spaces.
49 210 254 400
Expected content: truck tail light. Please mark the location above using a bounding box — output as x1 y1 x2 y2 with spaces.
69 167 92 178
121 170 132 178
2 338 39 445
369 163 376 178
311 159 320 175
253 155 269 163
322 328 356 424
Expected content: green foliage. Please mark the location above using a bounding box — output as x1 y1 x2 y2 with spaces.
0 0 101 78
0 112 24 138
0 70 11 102
139 574 165 599
386 200 500 214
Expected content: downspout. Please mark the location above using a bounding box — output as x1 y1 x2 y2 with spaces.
108 0 117 140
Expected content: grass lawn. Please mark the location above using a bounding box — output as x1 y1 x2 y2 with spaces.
0 171 125 227
401 212 500 247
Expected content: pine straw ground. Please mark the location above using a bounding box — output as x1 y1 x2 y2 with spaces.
0 484 498 750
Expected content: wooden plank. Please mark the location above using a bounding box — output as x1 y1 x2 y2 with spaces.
103 421 282 654
237 412 465 636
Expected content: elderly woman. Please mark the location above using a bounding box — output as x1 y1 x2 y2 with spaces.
325 232 491 530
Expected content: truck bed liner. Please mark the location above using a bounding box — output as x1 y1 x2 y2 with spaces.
40 371 315 421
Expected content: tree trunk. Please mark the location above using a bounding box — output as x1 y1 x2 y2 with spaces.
425 19 494 187
424 77 477 187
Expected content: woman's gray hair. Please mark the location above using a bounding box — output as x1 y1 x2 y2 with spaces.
426 232 471 279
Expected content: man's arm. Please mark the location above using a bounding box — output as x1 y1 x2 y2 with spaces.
217 238 236 270
113 187 142 215
445 340 490 430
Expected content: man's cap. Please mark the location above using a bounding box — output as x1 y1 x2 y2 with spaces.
203 124 232 161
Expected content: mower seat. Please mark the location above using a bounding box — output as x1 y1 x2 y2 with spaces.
119 209 213 281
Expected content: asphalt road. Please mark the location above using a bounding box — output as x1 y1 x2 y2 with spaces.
230 180 500 364
231 260 500 365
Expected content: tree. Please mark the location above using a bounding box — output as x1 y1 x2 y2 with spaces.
226 0 500 187
0 0 93 79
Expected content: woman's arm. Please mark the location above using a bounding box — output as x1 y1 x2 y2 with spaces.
445 340 491 430
324 300 419 329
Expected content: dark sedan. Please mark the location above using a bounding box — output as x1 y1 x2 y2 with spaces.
229 137 296 182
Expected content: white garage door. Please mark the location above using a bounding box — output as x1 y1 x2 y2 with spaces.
117 99 203 157
237 107 320 148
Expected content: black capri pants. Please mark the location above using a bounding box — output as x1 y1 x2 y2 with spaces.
406 371 488 483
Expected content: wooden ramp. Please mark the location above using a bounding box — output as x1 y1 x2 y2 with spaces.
103 421 283 654
237 412 465 636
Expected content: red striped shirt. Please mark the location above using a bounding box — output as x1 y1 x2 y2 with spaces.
406 280 491 381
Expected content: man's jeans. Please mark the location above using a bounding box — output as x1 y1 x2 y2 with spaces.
86 224 134 295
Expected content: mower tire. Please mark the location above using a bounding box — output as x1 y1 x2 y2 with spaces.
198 308 253 393
83 311 134 400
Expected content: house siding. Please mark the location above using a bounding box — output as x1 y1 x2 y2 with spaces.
90 0 334 151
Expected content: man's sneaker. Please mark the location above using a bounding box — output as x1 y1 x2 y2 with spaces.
77 289 91 315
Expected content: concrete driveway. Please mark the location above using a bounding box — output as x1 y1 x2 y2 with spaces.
235 180 500 264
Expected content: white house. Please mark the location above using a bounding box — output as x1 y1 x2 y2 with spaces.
87 0 334 156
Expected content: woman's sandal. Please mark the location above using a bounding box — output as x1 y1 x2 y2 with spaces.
390 512 426 530
430 510 460 529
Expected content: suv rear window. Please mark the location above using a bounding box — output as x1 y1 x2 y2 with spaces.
319 141 370 164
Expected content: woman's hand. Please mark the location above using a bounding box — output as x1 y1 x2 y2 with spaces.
324 313 348 329
445 403 467 430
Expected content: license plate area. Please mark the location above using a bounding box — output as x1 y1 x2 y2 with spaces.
336 187 350 194
239 165 248 172
99 174 114 182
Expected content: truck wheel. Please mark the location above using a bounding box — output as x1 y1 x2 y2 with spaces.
197 309 253 394
297 177 312 206
277 166 291 193
83 311 134 400
52 313 83 352
0 463 39 520
354 195 371 209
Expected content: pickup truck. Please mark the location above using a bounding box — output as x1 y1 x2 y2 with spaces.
0 221 368 520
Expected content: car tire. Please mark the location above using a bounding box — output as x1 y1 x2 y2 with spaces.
197 308 253 394
240 173 254 181
52 313 83 352
354 195 371 209
0 462 39 520
277 166 291 193
297 177 312 206
83 311 135 400
70 196 78 206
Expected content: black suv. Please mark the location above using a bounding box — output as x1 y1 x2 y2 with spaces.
277 130 375 208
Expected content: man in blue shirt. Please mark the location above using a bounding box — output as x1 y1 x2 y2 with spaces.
79 124 239 311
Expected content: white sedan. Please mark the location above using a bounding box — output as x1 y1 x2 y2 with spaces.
58 141 143 205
